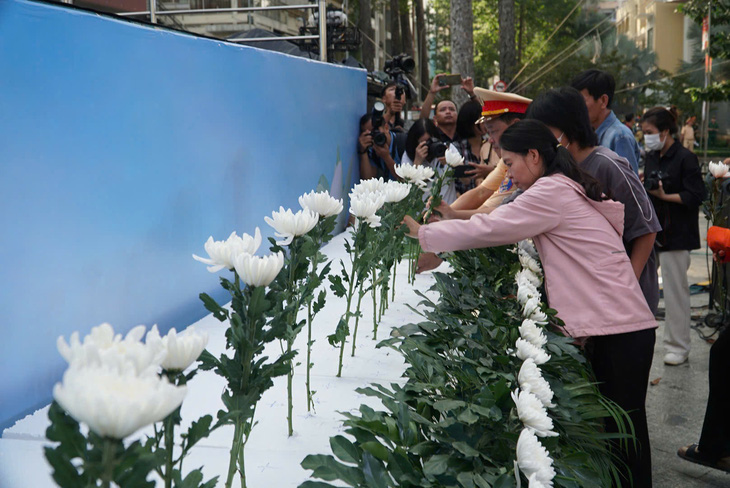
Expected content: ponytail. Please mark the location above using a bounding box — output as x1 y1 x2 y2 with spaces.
500 120 606 202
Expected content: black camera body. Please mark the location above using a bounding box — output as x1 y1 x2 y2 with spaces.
370 101 387 147
384 53 415 101
426 137 447 161
644 170 669 191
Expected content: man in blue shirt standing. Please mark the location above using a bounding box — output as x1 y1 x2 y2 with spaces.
572 69 641 174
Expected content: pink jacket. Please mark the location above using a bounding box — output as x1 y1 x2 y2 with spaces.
419 174 657 339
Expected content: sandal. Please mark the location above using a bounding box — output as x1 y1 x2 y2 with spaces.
677 444 730 473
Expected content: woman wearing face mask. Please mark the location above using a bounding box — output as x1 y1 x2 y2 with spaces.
641 107 706 367
403 119 657 487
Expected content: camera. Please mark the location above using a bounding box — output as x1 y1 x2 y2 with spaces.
644 170 669 191
370 101 387 147
384 54 415 76
384 53 416 101
425 137 447 161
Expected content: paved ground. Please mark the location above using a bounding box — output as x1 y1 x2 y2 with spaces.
648 218 730 487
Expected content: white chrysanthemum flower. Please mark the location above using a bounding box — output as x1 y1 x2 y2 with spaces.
517 428 556 487
233 252 284 287
511 389 558 437
350 192 386 228
57 323 165 377
264 207 319 246
515 338 550 365
522 297 548 324
516 280 540 307
192 228 262 272
516 268 542 288
382 180 412 203
519 250 543 276
351 177 387 197
298 190 343 218
146 325 209 372
528 470 552 488
395 163 435 188
708 161 730 179
519 319 548 348
53 362 187 439
445 144 465 167
518 359 555 408
518 239 539 260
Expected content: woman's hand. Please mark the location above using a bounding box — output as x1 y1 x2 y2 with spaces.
402 215 421 238
425 197 455 221
464 162 493 179
414 140 428 166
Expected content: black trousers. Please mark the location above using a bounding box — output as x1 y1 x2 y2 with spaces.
698 326 730 460
588 327 656 488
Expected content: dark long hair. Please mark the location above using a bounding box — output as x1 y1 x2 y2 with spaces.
526 87 598 149
499 120 605 202
405 118 439 161
456 101 482 139
642 106 679 136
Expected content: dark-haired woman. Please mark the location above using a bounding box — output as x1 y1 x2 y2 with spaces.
452 101 493 193
641 107 706 367
404 120 657 487
402 118 457 204
527 86 661 488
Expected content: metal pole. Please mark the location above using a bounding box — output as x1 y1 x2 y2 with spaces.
150 0 157 23
318 0 327 62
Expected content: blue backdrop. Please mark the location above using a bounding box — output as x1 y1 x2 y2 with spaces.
0 0 365 430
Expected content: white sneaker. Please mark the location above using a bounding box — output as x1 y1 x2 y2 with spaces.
664 352 688 365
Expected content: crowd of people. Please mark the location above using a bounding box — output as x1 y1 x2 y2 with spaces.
356 68 729 487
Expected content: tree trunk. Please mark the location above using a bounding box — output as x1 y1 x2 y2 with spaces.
450 0 474 107
390 0 402 55
498 0 517 85
399 0 415 60
517 1 524 66
414 0 428 101
358 0 375 71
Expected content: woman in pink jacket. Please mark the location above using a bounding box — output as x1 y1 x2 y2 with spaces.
403 120 657 487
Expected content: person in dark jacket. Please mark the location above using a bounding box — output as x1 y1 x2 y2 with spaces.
641 106 706 366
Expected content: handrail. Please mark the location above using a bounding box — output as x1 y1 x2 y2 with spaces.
117 0 328 60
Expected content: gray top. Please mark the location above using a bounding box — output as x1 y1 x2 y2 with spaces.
581 146 662 313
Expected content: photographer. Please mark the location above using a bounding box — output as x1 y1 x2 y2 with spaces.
641 106 706 366
381 83 406 132
419 74 479 144
358 111 402 181
401 118 457 205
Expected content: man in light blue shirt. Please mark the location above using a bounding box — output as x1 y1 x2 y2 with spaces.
572 69 641 174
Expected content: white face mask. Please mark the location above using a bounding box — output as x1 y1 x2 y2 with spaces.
645 133 664 151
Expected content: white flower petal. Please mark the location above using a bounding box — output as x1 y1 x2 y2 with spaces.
265 207 319 246
519 319 548 348
445 144 465 167
515 338 550 365
233 252 284 287
518 359 555 408
517 429 556 486
53 363 187 439
299 190 344 217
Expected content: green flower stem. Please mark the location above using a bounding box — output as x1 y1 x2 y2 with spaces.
225 420 243 488
163 411 175 488
286 341 294 437
337 266 356 377
391 258 397 301
100 437 116 488
371 268 379 340
306 299 314 411
350 287 365 357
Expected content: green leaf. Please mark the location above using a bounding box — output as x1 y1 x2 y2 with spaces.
360 441 390 462
452 441 480 458
422 454 450 477
199 293 228 321
329 435 361 464
432 399 466 412
181 415 213 453
362 451 391 488
298 482 340 488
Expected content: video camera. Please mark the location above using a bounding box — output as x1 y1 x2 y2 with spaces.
384 53 416 101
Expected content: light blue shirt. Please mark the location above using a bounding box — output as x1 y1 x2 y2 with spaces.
596 111 640 174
